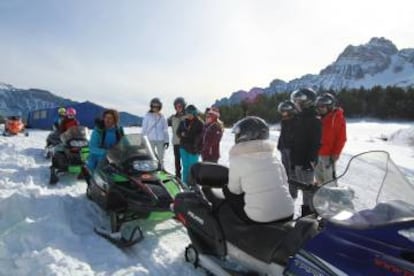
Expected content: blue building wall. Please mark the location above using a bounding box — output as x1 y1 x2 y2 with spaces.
27 102 104 129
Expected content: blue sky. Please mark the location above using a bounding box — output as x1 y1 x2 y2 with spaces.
1 0 413 115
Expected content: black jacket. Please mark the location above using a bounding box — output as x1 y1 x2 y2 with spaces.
277 117 295 150
291 108 321 168
177 117 204 154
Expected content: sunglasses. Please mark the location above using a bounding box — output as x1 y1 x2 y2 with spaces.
151 105 161 109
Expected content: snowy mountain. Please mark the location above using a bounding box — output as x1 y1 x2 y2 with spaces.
0 82 76 117
215 37 414 106
0 82 142 125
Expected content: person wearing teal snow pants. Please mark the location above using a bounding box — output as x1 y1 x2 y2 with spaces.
176 104 204 186
180 148 200 187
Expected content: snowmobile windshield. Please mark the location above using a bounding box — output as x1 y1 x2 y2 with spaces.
60 126 89 146
313 151 414 229
106 134 159 173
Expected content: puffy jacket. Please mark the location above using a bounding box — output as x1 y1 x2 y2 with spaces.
177 117 204 154
87 126 124 170
291 108 321 167
168 112 185 145
227 140 294 223
319 108 347 156
59 118 79 133
201 121 223 161
142 112 169 143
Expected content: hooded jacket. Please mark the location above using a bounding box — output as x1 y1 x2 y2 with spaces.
142 112 169 143
177 117 204 154
319 108 347 156
201 121 223 161
227 140 294 223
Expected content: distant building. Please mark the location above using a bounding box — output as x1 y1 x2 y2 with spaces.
27 101 142 129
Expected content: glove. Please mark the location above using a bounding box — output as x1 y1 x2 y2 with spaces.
164 143 169 149
302 161 316 172
331 154 339 162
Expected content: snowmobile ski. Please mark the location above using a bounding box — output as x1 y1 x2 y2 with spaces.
94 225 143 248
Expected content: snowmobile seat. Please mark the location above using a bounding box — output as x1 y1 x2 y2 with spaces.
271 217 318 265
217 203 295 264
189 162 229 189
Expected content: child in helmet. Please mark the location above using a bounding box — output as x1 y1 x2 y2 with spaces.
177 104 204 185
201 107 223 163
168 97 187 178
225 116 294 223
290 88 322 216
53 107 66 130
59 107 80 133
315 93 346 184
277 100 298 199
142 98 169 167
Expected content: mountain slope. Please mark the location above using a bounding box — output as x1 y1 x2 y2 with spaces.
216 37 414 106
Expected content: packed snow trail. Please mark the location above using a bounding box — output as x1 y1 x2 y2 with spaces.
0 128 201 276
0 122 413 275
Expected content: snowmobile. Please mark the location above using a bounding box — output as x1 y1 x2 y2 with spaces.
3 115 28 136
44 130 62 159
49 126 90 185
86 133 185 246
173 151 414 275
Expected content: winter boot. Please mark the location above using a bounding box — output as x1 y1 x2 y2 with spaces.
49 167 59 185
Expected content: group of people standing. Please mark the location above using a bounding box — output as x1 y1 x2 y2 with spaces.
141 97 223 186
277 88 347 216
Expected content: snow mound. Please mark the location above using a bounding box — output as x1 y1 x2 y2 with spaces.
389 126 414 146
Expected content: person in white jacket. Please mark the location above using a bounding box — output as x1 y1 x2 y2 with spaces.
142 98 169 167
225 116 294 223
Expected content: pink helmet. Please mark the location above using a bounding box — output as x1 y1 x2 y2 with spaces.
66 107 77 117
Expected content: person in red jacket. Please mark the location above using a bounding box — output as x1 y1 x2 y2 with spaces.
59 107 80 133
201 107 223 163
315 93 346 184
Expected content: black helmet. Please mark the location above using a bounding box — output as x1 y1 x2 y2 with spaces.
290 88 317 109
150 98 162 109
173 97 186 108
277 100 297 115
185 104 198 116
232 116 269 144
315 93 336 110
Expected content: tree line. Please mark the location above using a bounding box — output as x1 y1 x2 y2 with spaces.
218 86 414 126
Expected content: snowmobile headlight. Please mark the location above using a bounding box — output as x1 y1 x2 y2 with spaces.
132 160 159 172
69 140 88 147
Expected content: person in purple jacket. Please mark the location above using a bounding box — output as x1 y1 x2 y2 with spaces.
201 107 223 163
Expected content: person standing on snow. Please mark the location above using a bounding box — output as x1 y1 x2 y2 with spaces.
290 88 321 217
201 107 223 163
59 107 80 133
225 116 294 223
86 109 124 172
142 98 169 167
168 97 187 178
177 104 203 185
315 93 346 184
277 100 298 199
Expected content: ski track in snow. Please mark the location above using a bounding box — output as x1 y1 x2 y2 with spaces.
0 122 414 275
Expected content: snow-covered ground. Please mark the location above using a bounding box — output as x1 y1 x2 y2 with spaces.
0 121 413 275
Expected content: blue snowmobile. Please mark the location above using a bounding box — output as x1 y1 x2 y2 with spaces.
173 151 414 275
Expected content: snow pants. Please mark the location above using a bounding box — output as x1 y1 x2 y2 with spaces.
180 147 199 186
294 165 316 215
315 155 336 185
150 140 166 168
280 148 297 199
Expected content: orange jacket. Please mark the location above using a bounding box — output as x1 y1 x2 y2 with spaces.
319 108 346 156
